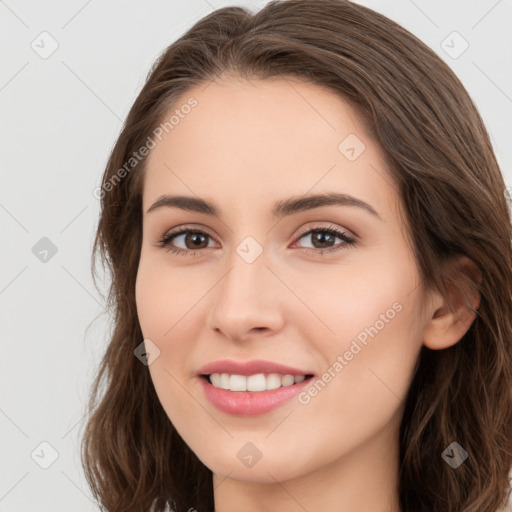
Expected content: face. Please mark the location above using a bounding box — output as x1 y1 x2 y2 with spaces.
135 75 428 484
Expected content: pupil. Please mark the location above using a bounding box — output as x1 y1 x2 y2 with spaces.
313 232 333 248
188 233 207 248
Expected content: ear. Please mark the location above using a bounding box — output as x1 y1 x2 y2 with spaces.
422 256 482 350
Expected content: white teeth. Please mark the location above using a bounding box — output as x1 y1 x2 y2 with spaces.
210 373 222 388
266 373 282 390
281 374 294 386
247 373 266 392
229 374 246 391
208 372 308 391
219 373 230 389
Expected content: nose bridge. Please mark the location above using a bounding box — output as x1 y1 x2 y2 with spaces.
219 240 270 308
207 238 284 339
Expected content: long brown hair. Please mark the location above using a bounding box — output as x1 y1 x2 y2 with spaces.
80 1 512 511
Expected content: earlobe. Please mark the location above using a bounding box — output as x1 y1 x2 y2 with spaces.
422 256 482 351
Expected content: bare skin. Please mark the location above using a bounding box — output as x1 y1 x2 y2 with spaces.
135 75 480 512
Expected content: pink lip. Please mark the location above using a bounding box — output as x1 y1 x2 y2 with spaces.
196 358 312 377
196 359 315 416
199 374 313 416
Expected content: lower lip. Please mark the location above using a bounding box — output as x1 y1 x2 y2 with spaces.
199 376 314 416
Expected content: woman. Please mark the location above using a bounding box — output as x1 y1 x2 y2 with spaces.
81 1 512 511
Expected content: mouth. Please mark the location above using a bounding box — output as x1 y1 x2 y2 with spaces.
198 371 316 416
201 372 315 392
196 359 316 415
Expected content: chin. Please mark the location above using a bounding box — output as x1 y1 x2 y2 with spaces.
195 439 316 484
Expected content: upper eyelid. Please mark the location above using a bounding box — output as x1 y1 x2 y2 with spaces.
161 223 355 244
163 224 217 241
295 223 355 238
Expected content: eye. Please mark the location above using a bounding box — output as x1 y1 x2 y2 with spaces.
292 224 356 255
156 223 357 257
157 226 217 257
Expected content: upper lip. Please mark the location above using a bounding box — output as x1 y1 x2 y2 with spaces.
197 359 314 377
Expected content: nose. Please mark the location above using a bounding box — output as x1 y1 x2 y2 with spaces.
206 250 285 343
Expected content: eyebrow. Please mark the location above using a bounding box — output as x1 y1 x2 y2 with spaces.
146 192 382 221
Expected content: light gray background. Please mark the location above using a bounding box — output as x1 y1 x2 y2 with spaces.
1 1 511 511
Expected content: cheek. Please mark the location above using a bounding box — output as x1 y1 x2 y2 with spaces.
288 286 422 472
135 258 198 427
135 255 207 390
135 255 162 334
135 254 196 339
297 250 423 411
290 253 418 345
316 279 422 408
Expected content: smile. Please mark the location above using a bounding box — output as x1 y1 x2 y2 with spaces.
206 372 308 391
199 373 314 416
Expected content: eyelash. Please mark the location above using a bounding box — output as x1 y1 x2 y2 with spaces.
157 224 357 258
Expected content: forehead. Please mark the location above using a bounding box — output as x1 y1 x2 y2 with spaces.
142 76 399 221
